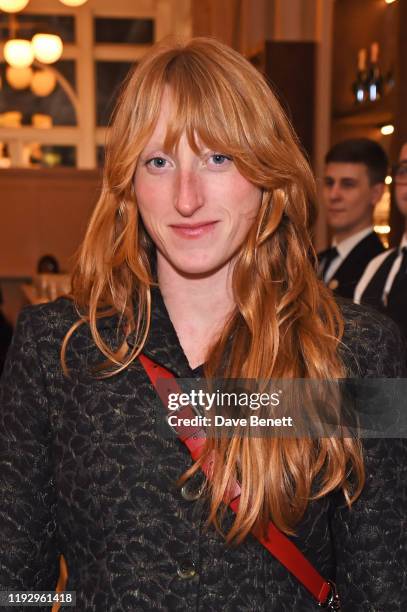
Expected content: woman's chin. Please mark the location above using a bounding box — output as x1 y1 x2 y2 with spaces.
164 255 229 278
175 263 222 278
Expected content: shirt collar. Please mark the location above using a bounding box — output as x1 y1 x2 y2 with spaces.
332 226 374 260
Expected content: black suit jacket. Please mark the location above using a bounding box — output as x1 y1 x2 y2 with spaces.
358 247 407 341
318 231 385 299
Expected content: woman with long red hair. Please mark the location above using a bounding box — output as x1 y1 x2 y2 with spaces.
1 38 405 611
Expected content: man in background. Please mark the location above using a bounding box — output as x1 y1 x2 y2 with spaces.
318 138 388 299
355 142 407 341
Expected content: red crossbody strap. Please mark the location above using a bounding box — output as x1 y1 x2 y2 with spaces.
139 354 340 609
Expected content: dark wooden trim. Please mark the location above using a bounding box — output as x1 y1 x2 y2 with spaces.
265 41 315 161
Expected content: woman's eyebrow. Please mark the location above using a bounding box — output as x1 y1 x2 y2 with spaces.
140 144 167 156
142 141 165 150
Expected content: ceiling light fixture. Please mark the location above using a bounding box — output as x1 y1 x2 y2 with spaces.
1 0 81 114
1 14 64 68
31 69 57 96
0 0 89 9
4 38 34 67
380 124 395 136
374 225 391 234
32 33 63 64
58 0 88 5
0 0 29 12
6 64 32 88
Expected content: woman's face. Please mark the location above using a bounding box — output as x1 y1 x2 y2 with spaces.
395 143 407 218
134 89 262 277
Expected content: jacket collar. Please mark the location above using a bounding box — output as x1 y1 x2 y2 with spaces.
96 285 194 378
130 285 193 377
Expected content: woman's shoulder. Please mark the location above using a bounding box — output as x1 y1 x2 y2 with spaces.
17 296 79 341
337 298 406 377
4 298 82 376
13 297 120 368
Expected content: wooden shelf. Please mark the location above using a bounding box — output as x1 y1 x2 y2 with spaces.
333 92 395 127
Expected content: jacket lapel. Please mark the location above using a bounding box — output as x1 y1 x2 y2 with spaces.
325 232 385 298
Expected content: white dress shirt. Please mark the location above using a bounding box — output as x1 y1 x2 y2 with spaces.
354 233 407 305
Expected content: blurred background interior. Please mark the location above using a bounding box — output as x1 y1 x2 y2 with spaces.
0 0 406 330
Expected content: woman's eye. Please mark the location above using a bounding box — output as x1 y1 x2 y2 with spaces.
209 154 232 166
146 157 168 169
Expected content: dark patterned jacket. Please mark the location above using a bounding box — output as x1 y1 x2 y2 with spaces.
0 290 406 611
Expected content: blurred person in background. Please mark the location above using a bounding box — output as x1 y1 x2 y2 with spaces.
319 138 387 298
355 142 407 342
37 254 60 274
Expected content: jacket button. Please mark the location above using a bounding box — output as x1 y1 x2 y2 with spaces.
180 480 204 501
177 562 197 580
180 473 206 501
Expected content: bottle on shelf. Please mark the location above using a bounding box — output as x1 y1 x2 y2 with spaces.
367 42 383 102
352 48 368 104
384 66 396 96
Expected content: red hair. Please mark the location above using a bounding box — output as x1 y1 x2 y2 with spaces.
63 37 364 540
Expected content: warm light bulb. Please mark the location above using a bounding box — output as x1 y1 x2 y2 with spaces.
385 0 397 4
31 69 57 96
32 34 63 64
0 0 29 12
374 225 391 234
6 65 33 89
4 39 34 68
380 124 395 136
0 111 22 127
58 0 88 6
385 175 393 185
32 113 53 128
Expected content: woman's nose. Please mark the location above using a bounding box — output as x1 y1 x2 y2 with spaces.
174 170 204 216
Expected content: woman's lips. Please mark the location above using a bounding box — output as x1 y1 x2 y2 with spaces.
169 221 218 238
328 207 346 213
